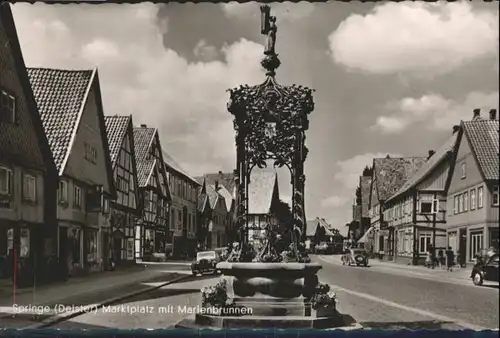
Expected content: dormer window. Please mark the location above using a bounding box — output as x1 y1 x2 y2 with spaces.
0 89 16 124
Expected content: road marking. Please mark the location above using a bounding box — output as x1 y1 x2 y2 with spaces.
327 284 488 330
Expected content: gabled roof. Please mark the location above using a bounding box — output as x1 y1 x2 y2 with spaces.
360 176 371 218
104 115 131 167
373 156 427 202
387 133 459 203
198 191 209 212
202 172 236 198
462 118 499 181
0 3 56 176
306 218 336 237
248 168 278 214
162 150 199 186
28 66 116 196
206 184 222 210
133 126 157 188
216 185 233 213
136 159 155 188
27 68 93 174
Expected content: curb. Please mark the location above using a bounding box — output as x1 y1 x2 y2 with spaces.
23 273 192 329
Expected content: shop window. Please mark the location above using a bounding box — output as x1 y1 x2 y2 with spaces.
85 230 98 263
489 228 499 250
20 229 30 258
470 231 483 261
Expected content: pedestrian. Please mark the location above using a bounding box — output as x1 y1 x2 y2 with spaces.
429 245 436 269
445 247 454 272
425 249 432 268
437 250 445 269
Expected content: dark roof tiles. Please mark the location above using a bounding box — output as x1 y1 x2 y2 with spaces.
104 115 130 167
388 133 459 202
360 176 372 218
27 68 94 172
463 119 499 181
374 157 427 201
133 127 156 187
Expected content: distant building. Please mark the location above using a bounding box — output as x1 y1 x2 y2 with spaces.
163 150 200 258
445 109 499 266
305 218 340 251
104 115 142 266
368 156 426 259
133 125 171 260
384 131 460 265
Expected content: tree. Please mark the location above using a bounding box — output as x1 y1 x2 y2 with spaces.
271 199 294 233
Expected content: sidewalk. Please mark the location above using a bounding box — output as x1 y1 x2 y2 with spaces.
0 264 176 308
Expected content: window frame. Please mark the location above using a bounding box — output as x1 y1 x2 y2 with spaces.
492 186 499 207
463 191 468 212
0 166 12 195
58 180 68 204
419 199 437 214
470 189 476 210
23 174 37 202
461 163 466 179
0 89 16 124
478 186 484 208
74 185 82 209
419 233 432 254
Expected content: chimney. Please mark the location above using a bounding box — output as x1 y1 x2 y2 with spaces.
386 154 390 159
428 150 435 159
473 109 480 120
215 180 219 190
452 125 460 134
489 109 497 120
218 170 223 175
140 124 147 128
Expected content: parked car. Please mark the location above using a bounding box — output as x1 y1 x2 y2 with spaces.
471 253 499 286
315 242 331 254
191 250 221 276
341 248 368 267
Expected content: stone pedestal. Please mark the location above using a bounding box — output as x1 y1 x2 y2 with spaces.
175 262 361 330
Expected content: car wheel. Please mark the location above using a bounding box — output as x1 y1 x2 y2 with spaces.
472 272 484 286
192 271 198 276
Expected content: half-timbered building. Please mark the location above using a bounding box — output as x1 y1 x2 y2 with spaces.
384 132 460 265
104 115 142 266
133 125 171 260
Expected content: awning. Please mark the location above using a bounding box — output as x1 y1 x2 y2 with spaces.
357 227 376 244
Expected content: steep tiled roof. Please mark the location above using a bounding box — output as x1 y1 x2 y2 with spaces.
387 133 459 202
463 119 499 181
360 176 372 218
206 184 221 209
104 115 130 167
0 3 56 176
136 159 155 188
248 168 278 214
216 185 233 212
133 127 156 162
162 150 199 185
374 157 427 202
203 172 236 197
27 68 94 173
133 127 156 187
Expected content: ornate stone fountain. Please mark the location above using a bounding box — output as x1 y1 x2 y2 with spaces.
175 5 359 330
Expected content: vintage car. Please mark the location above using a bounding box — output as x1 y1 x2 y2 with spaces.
471 252 499 286
341 248 369 267
191 250 221 276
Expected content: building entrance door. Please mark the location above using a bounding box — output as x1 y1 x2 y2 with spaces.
459 228 466 267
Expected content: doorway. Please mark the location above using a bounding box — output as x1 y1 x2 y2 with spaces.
114 237 122 263
459 228 466 267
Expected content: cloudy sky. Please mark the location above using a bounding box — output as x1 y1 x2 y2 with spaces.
11 1 499 235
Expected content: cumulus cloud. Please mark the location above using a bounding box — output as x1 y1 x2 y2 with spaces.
321 195 349 208
193 39 219 62
222 2 315 22
329 2 499 75
321 152 401 228
372 92 500 134
12 3 265 176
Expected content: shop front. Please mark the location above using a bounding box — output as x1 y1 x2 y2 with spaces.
83 227 99 272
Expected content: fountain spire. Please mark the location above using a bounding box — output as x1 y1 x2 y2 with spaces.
260 5 281 77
